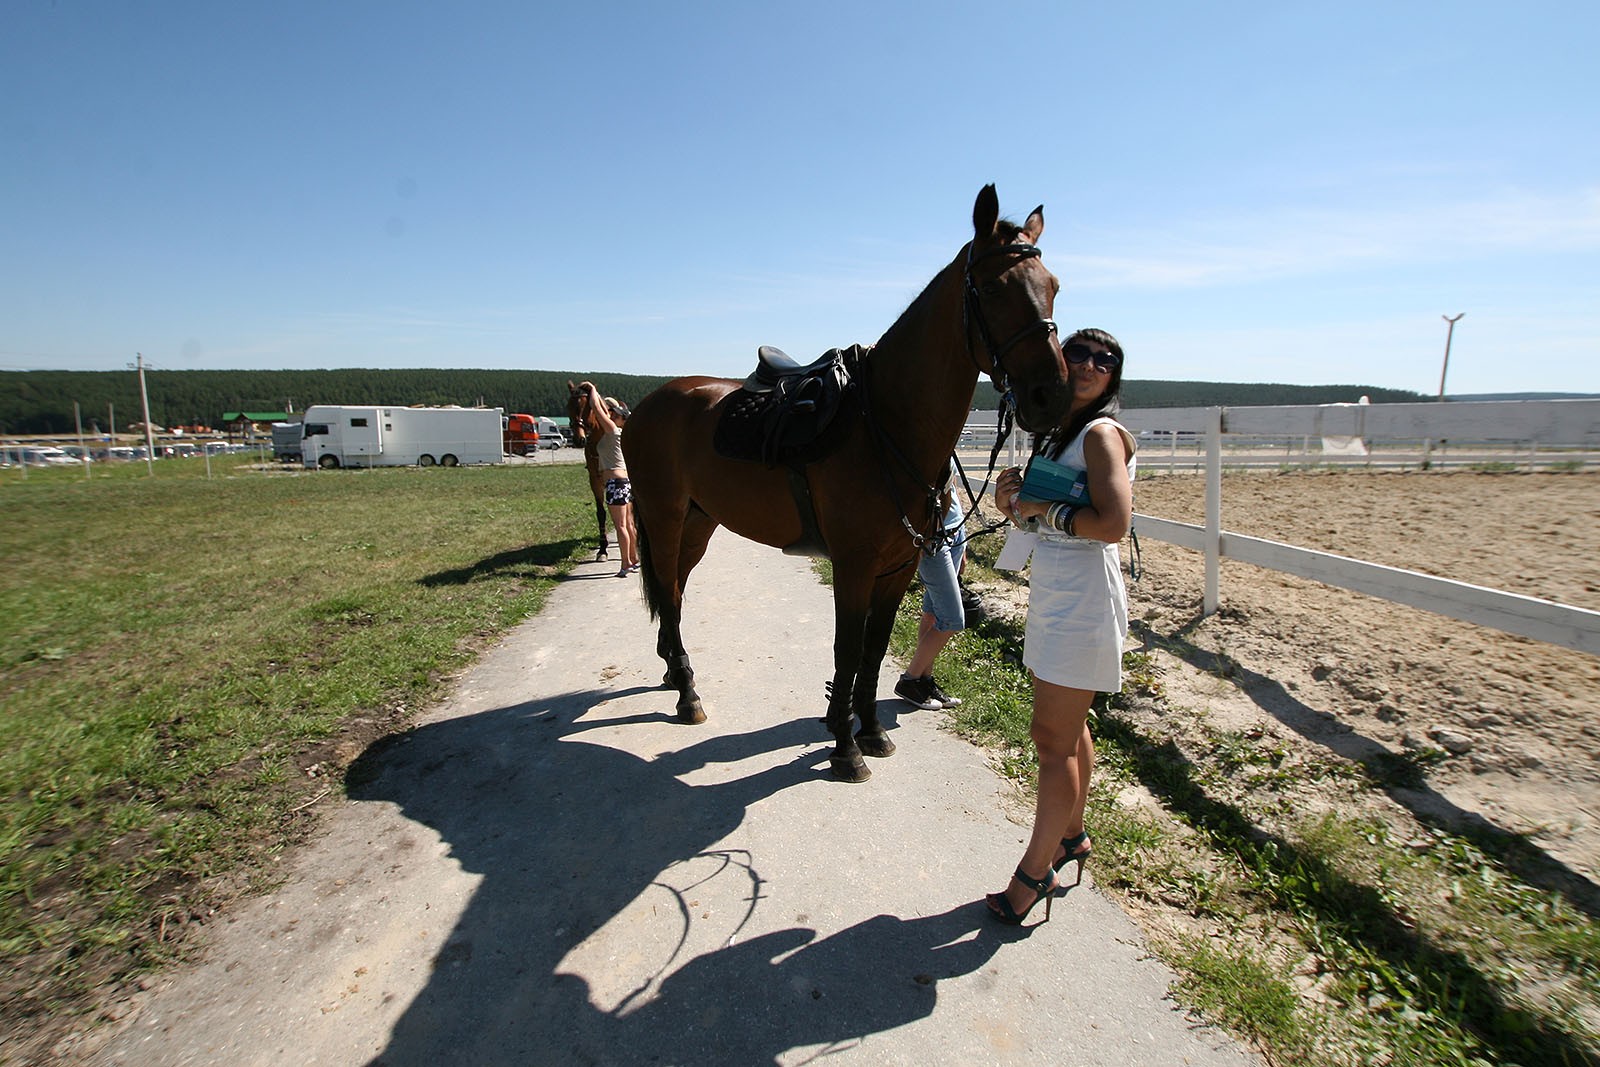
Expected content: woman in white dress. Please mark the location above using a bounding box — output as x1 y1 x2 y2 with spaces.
987 328 1137 925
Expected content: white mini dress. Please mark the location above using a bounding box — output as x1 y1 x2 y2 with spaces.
1022 417 1138 693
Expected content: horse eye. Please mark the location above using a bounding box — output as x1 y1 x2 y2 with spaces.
982 282 1001 296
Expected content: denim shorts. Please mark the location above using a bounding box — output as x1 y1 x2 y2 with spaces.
919 531 966 632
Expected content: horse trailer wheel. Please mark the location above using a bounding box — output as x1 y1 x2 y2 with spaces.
318 455 340 469
418 454 437 467
441 454 459 467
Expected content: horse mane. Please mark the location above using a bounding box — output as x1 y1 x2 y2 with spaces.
877 216 1026 349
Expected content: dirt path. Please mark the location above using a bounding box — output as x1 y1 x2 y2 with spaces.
1123 469 1600 883
72 533 1258 1067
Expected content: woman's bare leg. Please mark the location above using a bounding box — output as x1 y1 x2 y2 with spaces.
997 675 1095 915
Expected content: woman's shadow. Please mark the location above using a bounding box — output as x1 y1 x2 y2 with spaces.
347 687 1007 1066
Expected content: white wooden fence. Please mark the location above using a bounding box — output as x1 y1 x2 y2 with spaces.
1115 400 1600 657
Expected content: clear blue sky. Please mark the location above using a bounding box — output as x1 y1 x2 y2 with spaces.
4 1 1596 397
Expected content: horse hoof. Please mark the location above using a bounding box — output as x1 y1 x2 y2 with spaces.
857 732 896 759
678 701 706 725
829 755 871 783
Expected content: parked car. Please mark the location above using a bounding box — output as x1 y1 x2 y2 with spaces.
2 446 78 466
539 432 566 450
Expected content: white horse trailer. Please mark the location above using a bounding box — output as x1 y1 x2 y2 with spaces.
299 405 505 469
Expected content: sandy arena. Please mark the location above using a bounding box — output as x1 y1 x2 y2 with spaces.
1096 468 1600 884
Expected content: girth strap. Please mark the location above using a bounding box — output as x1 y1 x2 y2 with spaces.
782 465 829 558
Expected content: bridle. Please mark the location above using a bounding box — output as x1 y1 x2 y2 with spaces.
862 243 1061 574
962 240 1059 399
954 238 1060 545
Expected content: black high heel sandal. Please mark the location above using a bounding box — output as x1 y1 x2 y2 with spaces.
1054 831 1093 884
986 866 1059 926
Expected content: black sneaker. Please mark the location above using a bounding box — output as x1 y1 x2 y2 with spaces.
926 676 963 707
894 674 942 710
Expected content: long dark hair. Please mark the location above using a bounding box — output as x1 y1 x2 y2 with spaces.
1034 327 1125 461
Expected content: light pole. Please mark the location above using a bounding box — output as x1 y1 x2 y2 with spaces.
133 353 156 476
1437 313 1464 401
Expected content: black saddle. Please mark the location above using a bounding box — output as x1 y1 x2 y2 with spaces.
742 345 840 393
713 344 863 468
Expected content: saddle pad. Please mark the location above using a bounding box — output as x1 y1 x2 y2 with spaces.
711 387 857 467
711 390 771 461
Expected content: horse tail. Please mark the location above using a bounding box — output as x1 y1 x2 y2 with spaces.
636 517 666 622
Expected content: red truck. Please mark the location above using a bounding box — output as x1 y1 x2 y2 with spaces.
502 413 540 456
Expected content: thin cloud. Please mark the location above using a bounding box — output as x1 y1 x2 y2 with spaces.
1063 188 1600 290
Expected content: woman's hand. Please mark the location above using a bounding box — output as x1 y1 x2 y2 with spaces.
994 467 1046 525
995 467 1021 513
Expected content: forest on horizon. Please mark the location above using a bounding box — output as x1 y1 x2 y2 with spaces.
1 367 1431 435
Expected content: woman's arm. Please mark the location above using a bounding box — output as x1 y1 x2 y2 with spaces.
583 383 618 434
995 426 1132 540
1071 424 1133 543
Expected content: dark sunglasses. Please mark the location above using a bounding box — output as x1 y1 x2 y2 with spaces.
1064 343 1121 372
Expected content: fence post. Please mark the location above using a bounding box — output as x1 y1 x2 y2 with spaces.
1204 406 1222 615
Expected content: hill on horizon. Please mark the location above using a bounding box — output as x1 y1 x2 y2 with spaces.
3 367 1430 435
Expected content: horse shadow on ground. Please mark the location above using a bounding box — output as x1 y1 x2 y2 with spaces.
1149 616 1600 919
417 537 590 588
344 686 1007 1066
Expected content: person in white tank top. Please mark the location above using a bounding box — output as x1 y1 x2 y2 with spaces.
986 328 1136 925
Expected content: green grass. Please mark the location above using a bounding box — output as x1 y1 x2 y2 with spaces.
1 456 595 1025
8 458 1600 1066
892 522 1600 1067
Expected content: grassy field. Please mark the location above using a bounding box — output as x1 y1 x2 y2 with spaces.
0 456 596 1048
6 456 1598 1066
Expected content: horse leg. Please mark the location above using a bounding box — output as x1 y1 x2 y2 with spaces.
593 489 611 561
851 569 917 760
825 566 875 783
592 476 608 563
643 507 716 724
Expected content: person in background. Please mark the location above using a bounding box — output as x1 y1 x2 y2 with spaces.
581 382 638 577
985 327 1136 925
895 465 968 711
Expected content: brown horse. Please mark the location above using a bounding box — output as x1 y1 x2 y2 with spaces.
566 381 610 561
622 186 1070 782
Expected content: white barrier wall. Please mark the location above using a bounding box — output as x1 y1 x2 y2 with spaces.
1118 400 1600 656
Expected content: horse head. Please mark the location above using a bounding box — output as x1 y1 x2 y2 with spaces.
964 185 1071 433
566 381 591 446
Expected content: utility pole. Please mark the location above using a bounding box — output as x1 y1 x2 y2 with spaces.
135 353 156 476
1437 313 1464 401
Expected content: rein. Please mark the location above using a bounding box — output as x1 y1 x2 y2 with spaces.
857 355 1019 579
851 354 947 577
847 241 1057 579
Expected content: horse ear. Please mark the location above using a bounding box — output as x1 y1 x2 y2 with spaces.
1023 205 1044 243
972 184 1000 240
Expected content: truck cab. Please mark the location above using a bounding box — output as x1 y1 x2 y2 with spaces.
503 413 540 456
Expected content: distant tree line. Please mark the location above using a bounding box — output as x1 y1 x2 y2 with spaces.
0 369 677 435
0 367 1426 436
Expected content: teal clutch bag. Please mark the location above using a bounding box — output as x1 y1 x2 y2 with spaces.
1018 455 1090 506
